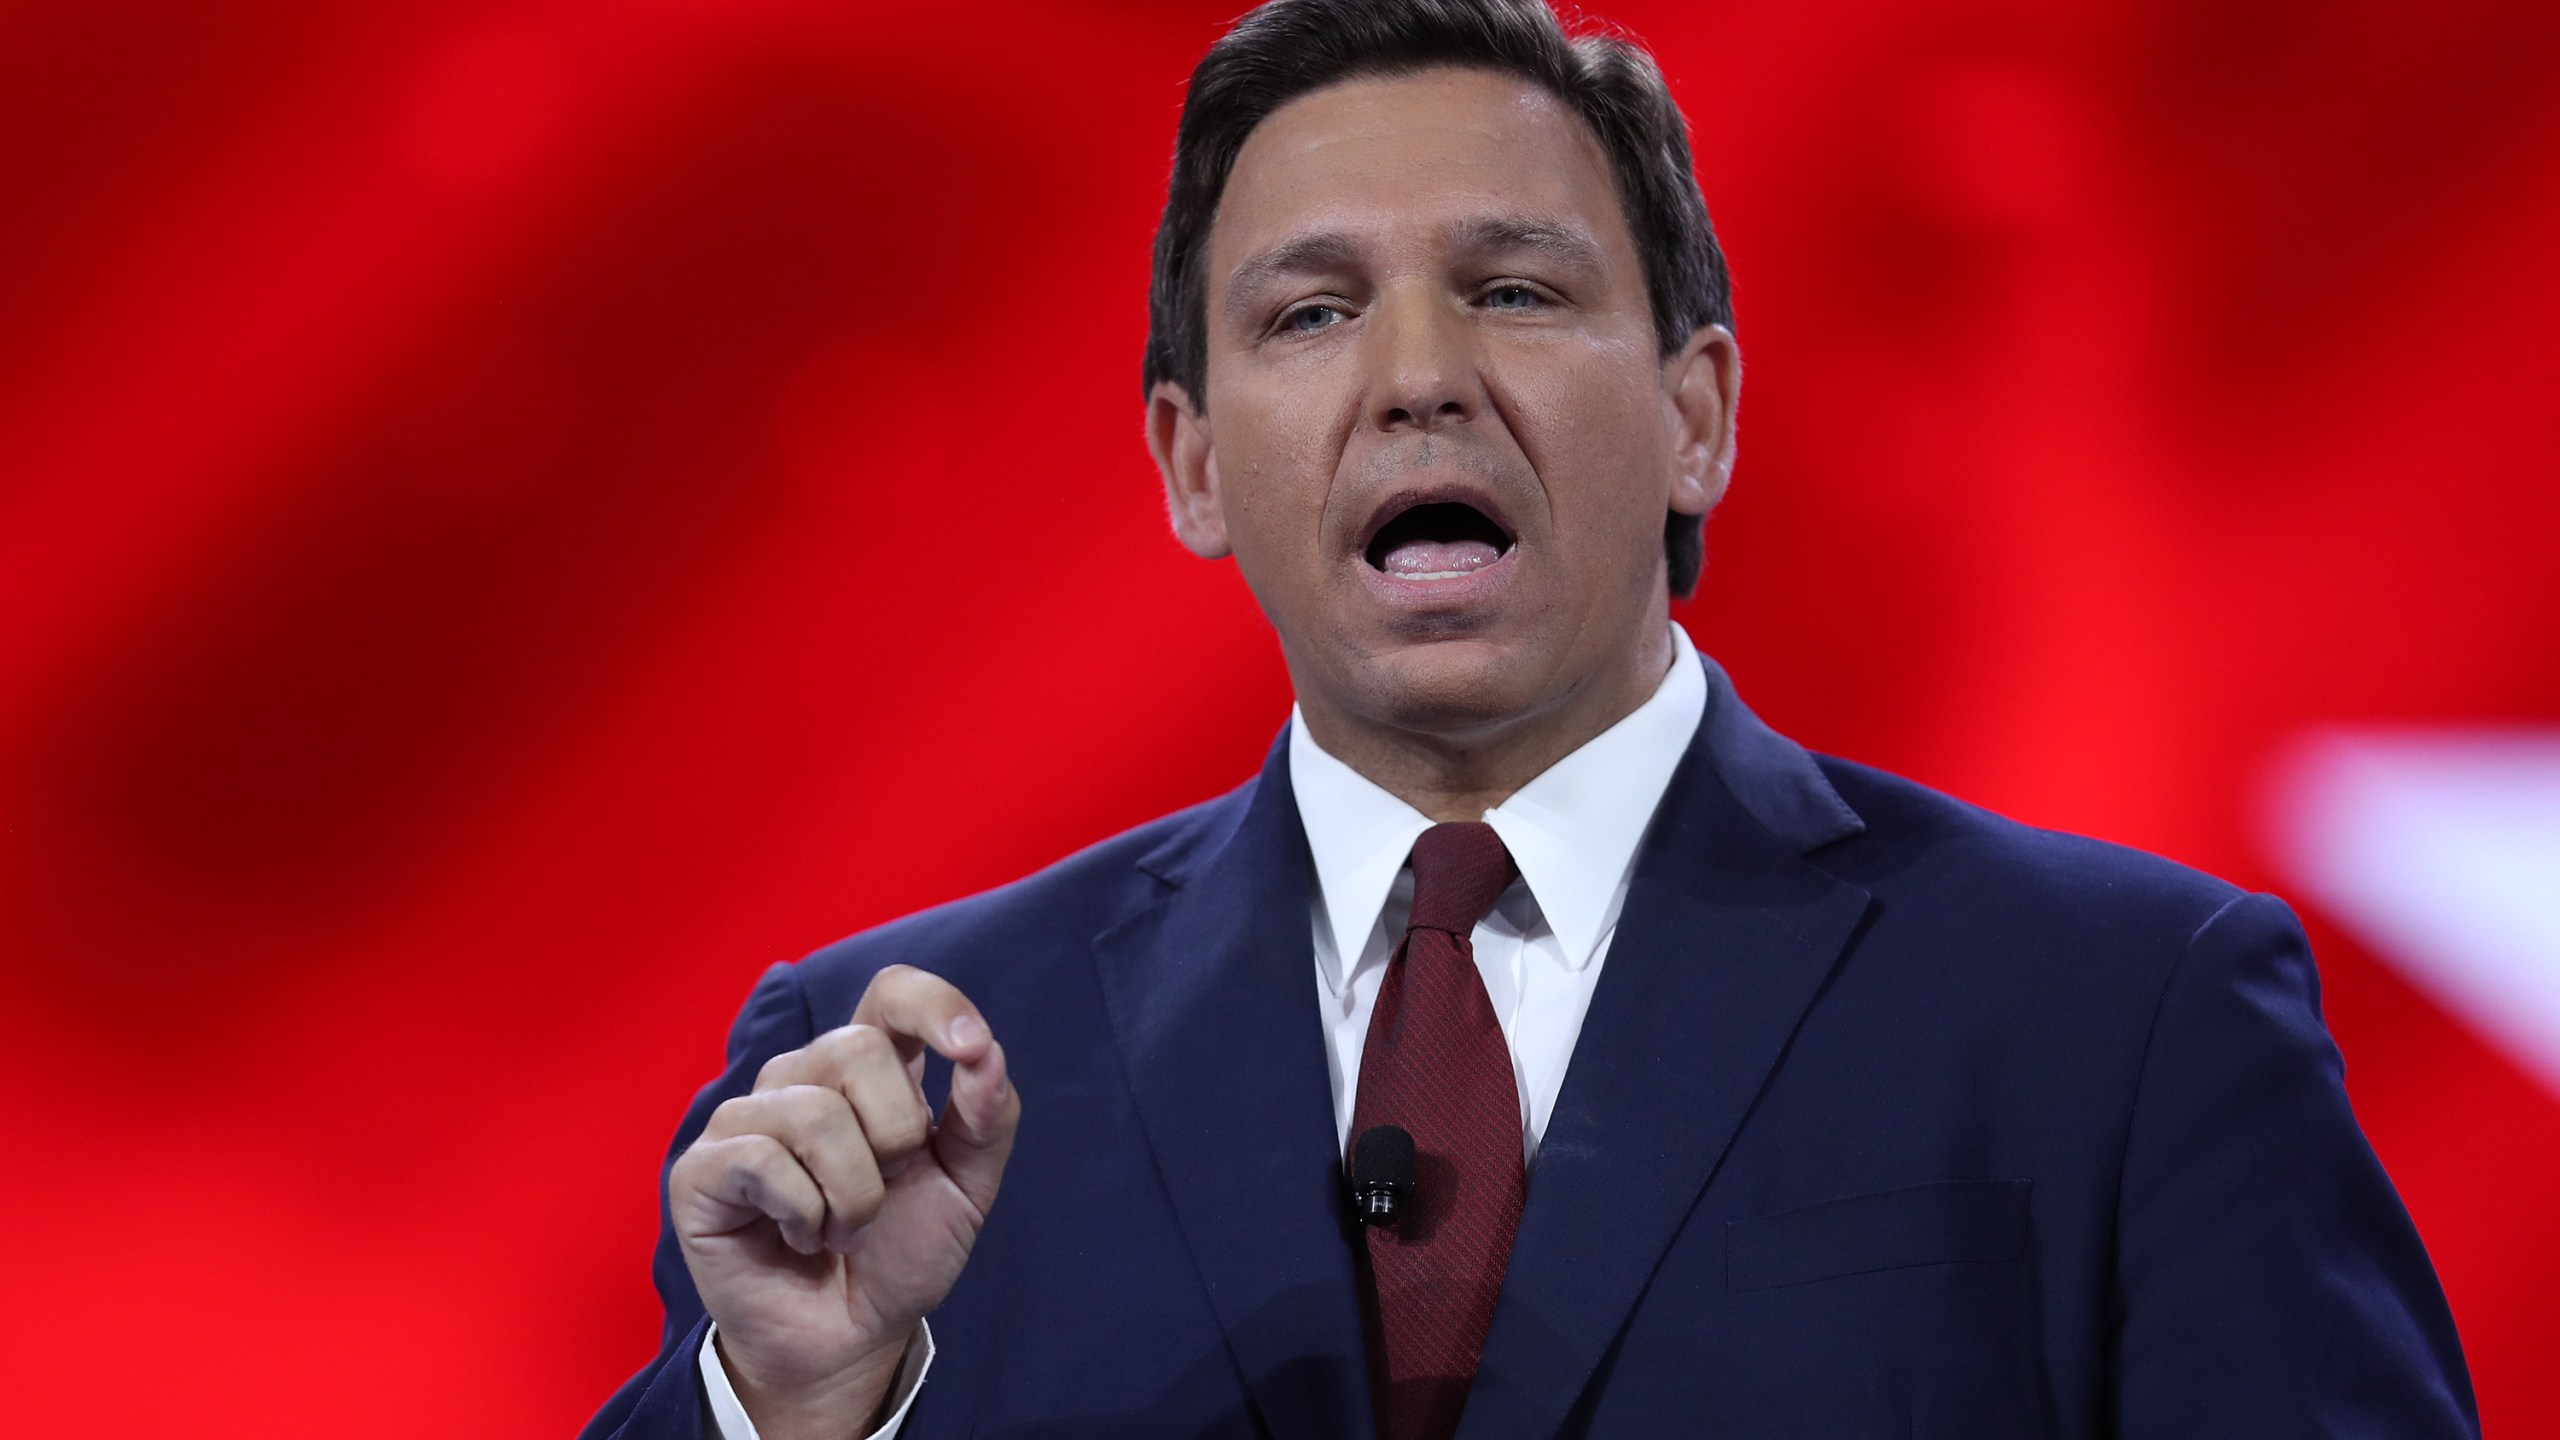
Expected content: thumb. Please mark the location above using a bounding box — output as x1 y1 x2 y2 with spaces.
934 1041 1019 1216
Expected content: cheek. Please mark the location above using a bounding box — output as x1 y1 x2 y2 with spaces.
1520 363 1674 544
1211 415 1337 575
1208 381 1351 543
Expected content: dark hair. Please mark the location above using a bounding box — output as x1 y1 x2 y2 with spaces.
1142 0 1733 597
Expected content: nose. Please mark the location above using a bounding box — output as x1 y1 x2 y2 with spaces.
1363 286 1482 434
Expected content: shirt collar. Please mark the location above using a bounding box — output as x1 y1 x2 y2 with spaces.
1289 625 1710 994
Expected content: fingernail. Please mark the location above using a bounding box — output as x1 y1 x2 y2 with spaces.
946 1015 987 1049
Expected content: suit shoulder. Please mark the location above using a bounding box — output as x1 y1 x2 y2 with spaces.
1812 753 2247 942
789 780 1251 996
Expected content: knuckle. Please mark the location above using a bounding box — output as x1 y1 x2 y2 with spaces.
869 1104 931 1154
836 1164 886 1218
676 1135 755 1199
807 1120 881 1179
668 1144 711 1191
775 1083 846 1130
890 965 956 1005
738 1168 801 1222
794 1028 855 1076
712 1132 779 1176
702 1093 764 1136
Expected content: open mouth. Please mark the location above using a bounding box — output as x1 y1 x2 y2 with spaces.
1363 501 1515 580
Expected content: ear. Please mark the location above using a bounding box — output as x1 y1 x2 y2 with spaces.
1663 324 1740 519
1146 381 1230 560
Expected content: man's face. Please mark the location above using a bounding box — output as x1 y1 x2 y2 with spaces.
1151 67 1733 744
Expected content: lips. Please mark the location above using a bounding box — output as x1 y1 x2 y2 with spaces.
1359 490 1518 581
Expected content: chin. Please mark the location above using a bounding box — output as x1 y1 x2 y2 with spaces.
1345 636 1546 737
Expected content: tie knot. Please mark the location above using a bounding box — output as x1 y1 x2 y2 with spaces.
1406 822 1516 936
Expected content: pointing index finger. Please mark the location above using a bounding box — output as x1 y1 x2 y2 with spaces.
849 965 994 1064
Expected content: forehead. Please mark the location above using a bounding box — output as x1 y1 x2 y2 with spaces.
1209 67 1631 273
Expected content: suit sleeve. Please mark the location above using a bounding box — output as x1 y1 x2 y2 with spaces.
580 962 820 1440
2111 892 2478 1437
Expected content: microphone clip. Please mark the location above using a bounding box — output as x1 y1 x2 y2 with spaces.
1350 1124 1416 1228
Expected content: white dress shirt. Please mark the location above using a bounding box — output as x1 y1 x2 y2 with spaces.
704 625 1708 1437
1291 624 1708 1162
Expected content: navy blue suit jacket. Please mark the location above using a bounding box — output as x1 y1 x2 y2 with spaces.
588 663 2475 1438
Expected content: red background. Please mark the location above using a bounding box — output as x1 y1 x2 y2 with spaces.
3 0 2554 1432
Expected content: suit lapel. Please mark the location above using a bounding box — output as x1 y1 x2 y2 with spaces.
1459 664 1873 1440
1091 734 1377 1440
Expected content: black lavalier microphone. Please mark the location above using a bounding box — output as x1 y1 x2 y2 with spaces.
1351 1124 1416 1227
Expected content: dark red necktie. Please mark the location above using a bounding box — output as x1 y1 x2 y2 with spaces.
1350 821 1525 1440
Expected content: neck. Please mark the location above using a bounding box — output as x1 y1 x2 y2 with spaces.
1295 627 1677 823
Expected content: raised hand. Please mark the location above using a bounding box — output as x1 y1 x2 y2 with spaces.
668 965 1020 1439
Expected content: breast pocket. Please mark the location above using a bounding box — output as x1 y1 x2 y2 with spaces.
1724 1178 2033 1291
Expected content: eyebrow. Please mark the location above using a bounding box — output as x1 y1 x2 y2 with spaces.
1220 216 1609 325
1222 232 1366 325
1445 215 1606 272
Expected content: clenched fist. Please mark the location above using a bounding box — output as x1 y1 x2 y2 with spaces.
669 965 1020 1439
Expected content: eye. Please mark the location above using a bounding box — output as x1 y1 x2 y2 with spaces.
1277 301 1348 335
1483 282 1547 311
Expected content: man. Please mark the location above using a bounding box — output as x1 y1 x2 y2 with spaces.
586 0 2477 1435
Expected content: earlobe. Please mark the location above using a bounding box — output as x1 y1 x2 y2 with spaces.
1665 325 1740 518
1146 382 1231 560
